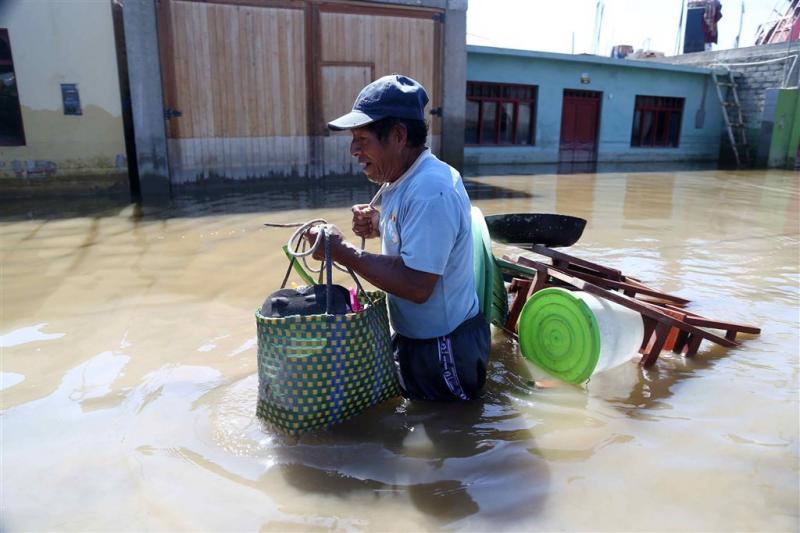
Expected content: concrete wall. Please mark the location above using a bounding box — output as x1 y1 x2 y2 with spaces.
440 0 467 172
649 42 800 166
0 0 128 195
465 47 723 167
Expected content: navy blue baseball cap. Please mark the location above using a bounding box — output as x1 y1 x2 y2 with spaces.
328 74 429 131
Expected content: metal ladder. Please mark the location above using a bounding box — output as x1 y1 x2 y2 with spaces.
712 70 750 168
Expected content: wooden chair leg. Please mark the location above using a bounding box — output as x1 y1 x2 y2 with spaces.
504 278 531 333
641 322 671 367
684 334 703 357
640 317 657 351
672 330 690 353
531 264 549 293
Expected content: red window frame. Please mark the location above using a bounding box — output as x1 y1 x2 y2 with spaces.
630 95 684 148
466 81 537 146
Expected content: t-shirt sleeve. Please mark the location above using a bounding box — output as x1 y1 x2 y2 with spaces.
398 192 458 275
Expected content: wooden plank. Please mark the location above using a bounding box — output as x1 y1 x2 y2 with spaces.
193 4 208 167
290 8 307 135
239 6 252 169
515 255 691 305
277 9 292 135
542 267 739 348
189 0 304 8
240 6 255 138
173 1 192 138
229 5 241 139
683 316 761 334
305 2 321 140
181 3 195 139
213 4 227 137
286 8 297 133
267 9 281 136
530 244 624 281
254 7 268 137
157 0 177 138
190 3 205 168
316 1 440 20
224 4 236 139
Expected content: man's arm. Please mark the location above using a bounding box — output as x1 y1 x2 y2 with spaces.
307 226 439 304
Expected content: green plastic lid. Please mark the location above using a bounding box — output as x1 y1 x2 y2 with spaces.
517 287 601 384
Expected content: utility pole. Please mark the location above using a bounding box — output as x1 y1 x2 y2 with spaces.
674 0 687 55
592 0 605 54
734 1 745 48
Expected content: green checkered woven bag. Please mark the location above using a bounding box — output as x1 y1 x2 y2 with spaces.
255 291 399 435
255 231 400 435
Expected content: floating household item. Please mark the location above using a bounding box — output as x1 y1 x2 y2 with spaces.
484 213 587 248
474 210 588 327
517 287 645 384
496 244 761 372
471 207 508 327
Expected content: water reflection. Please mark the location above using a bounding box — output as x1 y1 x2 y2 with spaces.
556 174 595 222
463 160 719 178
624 175 674 220
0 177 531 223
266 337 549 527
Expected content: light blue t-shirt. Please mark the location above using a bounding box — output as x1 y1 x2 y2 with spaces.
379 149 479 339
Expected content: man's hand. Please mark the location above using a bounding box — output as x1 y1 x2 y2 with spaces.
303 224 348 262
352 204 380 239
305 222 439 304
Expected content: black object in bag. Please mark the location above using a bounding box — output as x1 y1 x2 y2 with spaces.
260 229 370 318
260 285 351 318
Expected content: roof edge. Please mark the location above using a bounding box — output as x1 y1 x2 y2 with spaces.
466 45 714 75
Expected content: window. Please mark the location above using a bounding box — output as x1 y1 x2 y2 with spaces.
631 95 684 148
466 82 536 145
0 29 25 146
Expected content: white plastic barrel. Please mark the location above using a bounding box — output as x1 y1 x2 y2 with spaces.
517 287 645 383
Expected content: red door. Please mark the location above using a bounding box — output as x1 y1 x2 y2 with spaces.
559 90 602 163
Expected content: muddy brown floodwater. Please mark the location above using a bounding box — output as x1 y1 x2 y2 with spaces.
2 169 798 531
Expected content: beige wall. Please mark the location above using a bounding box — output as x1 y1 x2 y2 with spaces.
0 0 127 190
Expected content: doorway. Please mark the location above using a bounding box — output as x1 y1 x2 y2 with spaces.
559 89 602 166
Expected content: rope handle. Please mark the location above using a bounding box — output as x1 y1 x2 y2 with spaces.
280 224 374 312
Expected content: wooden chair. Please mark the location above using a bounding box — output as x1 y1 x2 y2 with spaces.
497 249 760 368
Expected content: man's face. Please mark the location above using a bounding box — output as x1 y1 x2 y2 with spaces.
349 126 403 184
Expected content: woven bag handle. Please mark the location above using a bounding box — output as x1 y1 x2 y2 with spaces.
322 229 375 312
279 225 374 311
324 229 334 315
280 237 304 289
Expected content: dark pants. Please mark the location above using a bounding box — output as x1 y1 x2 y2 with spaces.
393 313 491 401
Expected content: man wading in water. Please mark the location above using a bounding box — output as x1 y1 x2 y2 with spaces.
305 74 490 401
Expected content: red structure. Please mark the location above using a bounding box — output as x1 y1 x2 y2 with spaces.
755 0 800 45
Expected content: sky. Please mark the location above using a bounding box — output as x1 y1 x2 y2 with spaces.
466 0 783 56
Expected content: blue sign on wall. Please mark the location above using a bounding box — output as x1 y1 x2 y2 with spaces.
61 83 82 116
